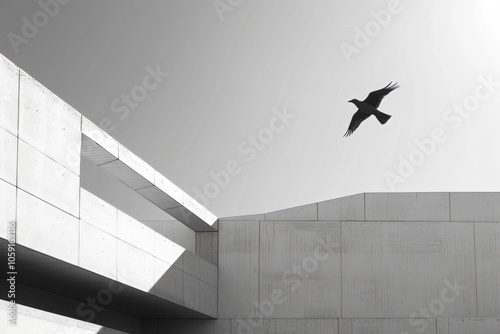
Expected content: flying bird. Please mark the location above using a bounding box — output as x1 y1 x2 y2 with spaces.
344 82 399 137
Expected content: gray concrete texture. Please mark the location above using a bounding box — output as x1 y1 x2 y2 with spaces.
198 192 500 334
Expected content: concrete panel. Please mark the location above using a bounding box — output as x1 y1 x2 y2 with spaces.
200 256 217 287
218 220 260 318
16 189 79 265
229 319 338 334
117 211 155 255
475 222 500 317
440 318 500 334
365 192 450 221
259 221 341 318
80 188 118 236
0 127 17 185
153 231 185 266
183 272 200 310
0 179 16 240
199 280 217 317
142 219 195 254
18 140 80 217
180 250 201 279
436 318 448 334
196 232 218 266
342 222 477 318
451 192 500 221
116 240 155 292
79 220 117 279
264 203 318 221
19 71 81 175
0 54 19 135
318 193 365 221
154 257 184 304
82 116 119 160
159 319 231 334
243 319 305 334
304 319 339 334
343 319 436 334
339 318 352 334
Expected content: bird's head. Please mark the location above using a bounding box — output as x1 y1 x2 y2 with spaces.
348 99 358 104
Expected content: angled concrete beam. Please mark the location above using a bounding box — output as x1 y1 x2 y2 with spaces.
81 117 218 231
81 116 119 165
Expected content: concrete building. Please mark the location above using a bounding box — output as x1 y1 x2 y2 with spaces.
1 53 500 334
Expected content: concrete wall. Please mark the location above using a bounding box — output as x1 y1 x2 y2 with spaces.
150 192 500 334
80 188 217 315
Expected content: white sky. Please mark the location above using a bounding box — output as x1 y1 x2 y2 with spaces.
1 0 499 219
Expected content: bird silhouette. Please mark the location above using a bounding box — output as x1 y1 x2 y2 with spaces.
344 82 399 137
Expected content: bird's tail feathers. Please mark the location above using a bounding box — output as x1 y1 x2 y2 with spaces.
374 111 391 124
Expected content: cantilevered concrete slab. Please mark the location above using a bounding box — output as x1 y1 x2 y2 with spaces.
3 187 217 321
0 241 215 321
81 117 218 232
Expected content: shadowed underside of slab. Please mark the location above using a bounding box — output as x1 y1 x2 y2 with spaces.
81 124 218 232
0 240 215 320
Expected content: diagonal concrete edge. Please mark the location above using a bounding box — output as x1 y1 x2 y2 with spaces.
81 116 218 232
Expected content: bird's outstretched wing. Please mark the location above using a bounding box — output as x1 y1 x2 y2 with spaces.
364 82 399 108
344 110 370 137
